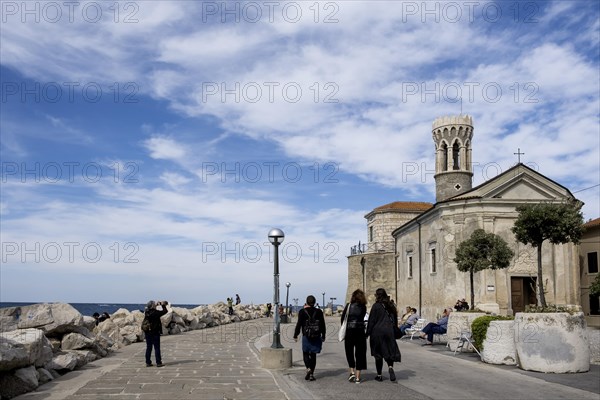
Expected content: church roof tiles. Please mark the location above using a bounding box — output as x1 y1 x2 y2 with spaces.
372 201 433 213
583 217 600 228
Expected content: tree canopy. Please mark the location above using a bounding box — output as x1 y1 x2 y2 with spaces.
454 229 514 308
511 200 584 307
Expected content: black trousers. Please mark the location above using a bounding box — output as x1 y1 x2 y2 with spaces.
344 328 367 370
303 352 317 371
145 332 162 364
374 357 394 375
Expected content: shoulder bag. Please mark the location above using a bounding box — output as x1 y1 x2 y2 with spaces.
384 305 402 340
338 303 350 342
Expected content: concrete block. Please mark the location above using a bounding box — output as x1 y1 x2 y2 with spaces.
261 347 292 369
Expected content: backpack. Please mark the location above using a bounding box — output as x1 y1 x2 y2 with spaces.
302 309 321 339
141 317 151 332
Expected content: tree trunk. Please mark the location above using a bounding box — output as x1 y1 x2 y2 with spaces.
537 244 546 307
470 269 475 310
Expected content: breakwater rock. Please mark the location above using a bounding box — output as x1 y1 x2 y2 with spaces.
0 302 264 399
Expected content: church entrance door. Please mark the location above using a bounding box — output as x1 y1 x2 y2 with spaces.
511 277 537 313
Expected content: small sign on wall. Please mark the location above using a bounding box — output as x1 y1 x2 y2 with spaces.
487 285 495 291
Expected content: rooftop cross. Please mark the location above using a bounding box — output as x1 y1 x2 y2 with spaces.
514 148 525 163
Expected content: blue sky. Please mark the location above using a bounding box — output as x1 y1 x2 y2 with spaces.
1 1 599 305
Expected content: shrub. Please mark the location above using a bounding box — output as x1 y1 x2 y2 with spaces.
523 304 577 314
471 315 514 351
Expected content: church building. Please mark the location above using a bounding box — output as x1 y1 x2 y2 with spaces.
346 115 582 319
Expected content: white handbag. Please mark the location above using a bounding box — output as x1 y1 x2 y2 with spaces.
338 303 350 342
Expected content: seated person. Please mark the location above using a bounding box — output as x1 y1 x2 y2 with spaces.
420 308 451 345
399 306 412 325
399 308 420 336
454 299 470 311
92 312 100 326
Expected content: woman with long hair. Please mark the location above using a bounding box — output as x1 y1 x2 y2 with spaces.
341 289 368 384
366 288 401 382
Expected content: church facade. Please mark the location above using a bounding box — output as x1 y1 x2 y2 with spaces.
346 115 582 320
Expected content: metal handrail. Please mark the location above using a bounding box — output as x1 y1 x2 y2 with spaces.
349 241 394 255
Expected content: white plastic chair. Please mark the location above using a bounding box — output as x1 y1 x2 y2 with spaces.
403 318 426 340
453 331 481 357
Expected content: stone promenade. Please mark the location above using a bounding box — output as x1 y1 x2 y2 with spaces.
15 317 600 400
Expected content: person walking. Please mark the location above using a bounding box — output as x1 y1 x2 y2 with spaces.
293 295 326 381
341 289 368 384
143 300 169 367
366 288 401 382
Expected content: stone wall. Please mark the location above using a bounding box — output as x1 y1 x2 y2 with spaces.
346 252 396 307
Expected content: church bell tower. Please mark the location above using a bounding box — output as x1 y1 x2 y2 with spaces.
432 115 474 202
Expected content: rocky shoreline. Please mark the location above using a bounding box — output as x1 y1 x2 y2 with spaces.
0 301 265 399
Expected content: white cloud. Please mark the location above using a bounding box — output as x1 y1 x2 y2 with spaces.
143 136 187 161
1 0 598 302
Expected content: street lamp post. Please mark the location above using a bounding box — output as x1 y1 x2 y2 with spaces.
268 228 285 349
285 282 291 316
322 292 325 309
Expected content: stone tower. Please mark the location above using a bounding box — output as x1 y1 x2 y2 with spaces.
432 115 474 202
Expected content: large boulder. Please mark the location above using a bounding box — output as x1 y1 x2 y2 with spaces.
94 319 123 348
36 367 54 384
61 332 95 351
0 365 39 399
0 329 53 369
46 352 79 372
0 337 29 372
0 306 22 332
82 316 97 331
171 307 195 323
70 350 97 368
4 303 84 336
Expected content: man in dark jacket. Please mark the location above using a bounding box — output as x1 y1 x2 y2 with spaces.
144 300 169 367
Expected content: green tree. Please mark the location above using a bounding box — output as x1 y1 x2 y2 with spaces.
511 201 584 307
590 274 600 297
454 229 515 308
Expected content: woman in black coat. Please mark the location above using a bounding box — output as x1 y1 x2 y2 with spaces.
341 289 368 384
294 295 326 381
366 288 401 382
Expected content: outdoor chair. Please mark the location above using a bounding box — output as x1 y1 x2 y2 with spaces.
403 318 426 340
452 330 481 357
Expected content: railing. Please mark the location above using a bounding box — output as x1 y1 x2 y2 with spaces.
349 241 394 255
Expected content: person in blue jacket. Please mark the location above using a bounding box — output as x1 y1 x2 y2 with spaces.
420 308 451 345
